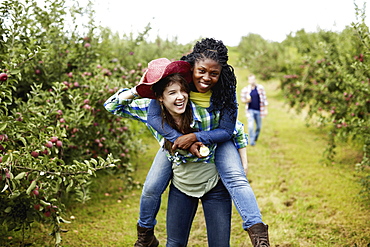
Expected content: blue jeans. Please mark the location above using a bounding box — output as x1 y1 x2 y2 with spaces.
166 180 231 247
138 141 263 230
215 140 262 229
138 148 172 228
248 109 262 146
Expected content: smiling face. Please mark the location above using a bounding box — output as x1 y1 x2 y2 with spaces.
158 81 189 120
192 58 222 93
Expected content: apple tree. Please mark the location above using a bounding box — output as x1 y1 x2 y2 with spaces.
0 0 145 245
278 5 369 199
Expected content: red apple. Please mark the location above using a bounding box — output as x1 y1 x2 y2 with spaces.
31 151 39 158
45 141 53 148
50 137 58 143
82 104 91 110
56 140 63 147
0 73 8 81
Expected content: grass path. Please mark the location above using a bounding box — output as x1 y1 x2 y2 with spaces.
237 79 369 246
18 57 370 246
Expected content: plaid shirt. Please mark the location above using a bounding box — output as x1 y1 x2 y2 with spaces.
104 88 247 165
240 84 268 118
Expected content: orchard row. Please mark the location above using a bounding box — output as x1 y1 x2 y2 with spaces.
237 4 369 200
0 0 189 245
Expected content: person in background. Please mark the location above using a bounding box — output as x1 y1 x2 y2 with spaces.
240 74 268 146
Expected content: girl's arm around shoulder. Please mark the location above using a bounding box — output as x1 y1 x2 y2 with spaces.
194 105 237 145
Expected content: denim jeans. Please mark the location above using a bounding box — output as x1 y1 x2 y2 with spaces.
138 148 172 228
248 109 262 146
166 180 231 247
214 140 262 229
138 141 263 230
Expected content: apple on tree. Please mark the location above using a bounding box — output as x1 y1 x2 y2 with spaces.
0 73 8 81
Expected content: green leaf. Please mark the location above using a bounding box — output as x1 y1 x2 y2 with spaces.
55 232 61 244
14 172 26 180
39 200 51 206
18 137 27 147
1 184 9 193
66 179 74 193
0 122 7 131
9 191 20 199
91 159 98 166
9 69 21 75
4 207 11 213
26 180 36 195
58 216 71 224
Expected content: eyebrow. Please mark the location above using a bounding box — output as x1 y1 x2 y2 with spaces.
198 66 220 72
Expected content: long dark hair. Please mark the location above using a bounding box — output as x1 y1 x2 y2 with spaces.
181 38 238 116
152 73 195 153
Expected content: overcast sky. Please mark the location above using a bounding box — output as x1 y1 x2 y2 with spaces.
67 0 368 46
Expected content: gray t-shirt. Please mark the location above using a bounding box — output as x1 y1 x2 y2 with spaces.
172 159 219 198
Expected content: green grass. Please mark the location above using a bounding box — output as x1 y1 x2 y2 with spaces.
239 79 369 246
2 59 370 246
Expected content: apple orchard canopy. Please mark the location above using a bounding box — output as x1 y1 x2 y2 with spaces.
136 58 192 99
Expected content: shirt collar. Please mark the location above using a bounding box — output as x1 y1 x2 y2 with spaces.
190 101 202 124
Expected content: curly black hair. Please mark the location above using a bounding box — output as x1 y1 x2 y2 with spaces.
180 38 238 116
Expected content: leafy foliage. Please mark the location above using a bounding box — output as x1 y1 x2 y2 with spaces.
0 0 147 245
0 0 197 243
237 3 370 200
237 33 282 80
